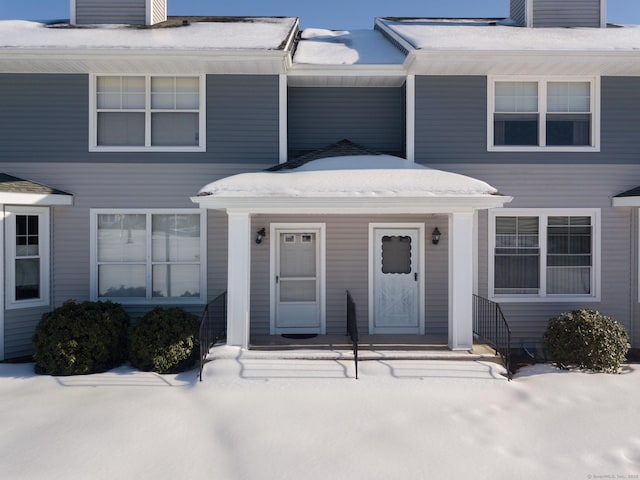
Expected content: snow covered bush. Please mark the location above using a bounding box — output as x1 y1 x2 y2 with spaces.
32 300 129 375
544 309 629 373
129 307 199 374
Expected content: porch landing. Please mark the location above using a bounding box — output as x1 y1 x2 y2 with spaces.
210 335 497 361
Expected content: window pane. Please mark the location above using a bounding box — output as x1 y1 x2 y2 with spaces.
151 113 199 146
547 267 591 295
152 214 200 262
98 214 146 262
97 112 145 146
176 77 199 109
495 216 540 294
152 264 200 298
547 216 592 294
151 77 199 110
97 76 144 109
495 82 538 112
15 215 39 257
98 264 146 298
546 114 591 146
15 258 40 300
494 113 539 146
381 235 412 274
548 82 590 113
151 77 175 109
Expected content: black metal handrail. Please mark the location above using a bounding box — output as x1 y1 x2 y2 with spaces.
199 291 227 381
346 290 359 379
472 294 512 380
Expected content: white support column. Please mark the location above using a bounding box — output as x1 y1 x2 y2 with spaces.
227 211 251 349
0 206 5 360
448 211 474 350
279 74 288 164
406 74 415 162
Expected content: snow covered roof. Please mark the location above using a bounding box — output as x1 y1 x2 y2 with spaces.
378 18 640 53
374 17 640 76
193 155 510 214
0 18 298 51
0 17 298 74
293 28 406 65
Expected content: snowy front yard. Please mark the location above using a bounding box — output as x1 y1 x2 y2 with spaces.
1 350 639 480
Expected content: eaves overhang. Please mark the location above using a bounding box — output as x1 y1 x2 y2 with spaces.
0 48 292 74
191 194 512 215
287 64 407 87
612 186 640 207
406 49 640 76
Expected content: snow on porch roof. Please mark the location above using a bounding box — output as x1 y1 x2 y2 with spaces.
193 155 511 213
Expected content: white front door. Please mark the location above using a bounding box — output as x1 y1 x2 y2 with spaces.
273 228 323 334
371 227 423 334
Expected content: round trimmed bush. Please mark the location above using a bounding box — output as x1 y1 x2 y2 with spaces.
544 309 629 373
129 307 200 374
32 300 129 375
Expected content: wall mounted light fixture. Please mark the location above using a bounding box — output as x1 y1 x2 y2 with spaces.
432 227 441 245
255 228 266 244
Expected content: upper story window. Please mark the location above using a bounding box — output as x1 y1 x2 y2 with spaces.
90 75 205 152
488 77 599 152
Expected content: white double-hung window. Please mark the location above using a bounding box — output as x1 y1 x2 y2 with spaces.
489 209 600 302
91 75 205 151
90 209 206 304
5 206 50 309
489 77 599 151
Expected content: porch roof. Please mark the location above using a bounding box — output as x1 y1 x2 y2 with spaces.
612 186 640 207
0 173 73 205
192 155 511 213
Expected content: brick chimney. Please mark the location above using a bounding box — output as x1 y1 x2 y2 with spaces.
70 0 167 26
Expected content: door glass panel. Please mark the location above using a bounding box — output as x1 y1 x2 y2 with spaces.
381 235 412 274
280 279 316 302
280 233 316 277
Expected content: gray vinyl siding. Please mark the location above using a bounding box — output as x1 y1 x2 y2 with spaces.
415 76 640 165
288 86 405 158
208 75 280 164
439 163 640 346
531 0 602 28
75 0 146 25
4 307 50 359
0 162 254 358
249 215 448 336
510 0 527 26
0 74 280 165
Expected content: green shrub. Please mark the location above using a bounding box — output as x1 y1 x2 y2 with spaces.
32 300 129 375
544 309 629 373
129 307 200 374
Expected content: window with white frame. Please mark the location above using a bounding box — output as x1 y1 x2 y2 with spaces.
91 75 205 151
91 210 206 303
489 78 599 151
489 209 600 301
5 206 50 309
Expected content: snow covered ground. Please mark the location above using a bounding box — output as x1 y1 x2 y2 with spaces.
1 348 639 480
